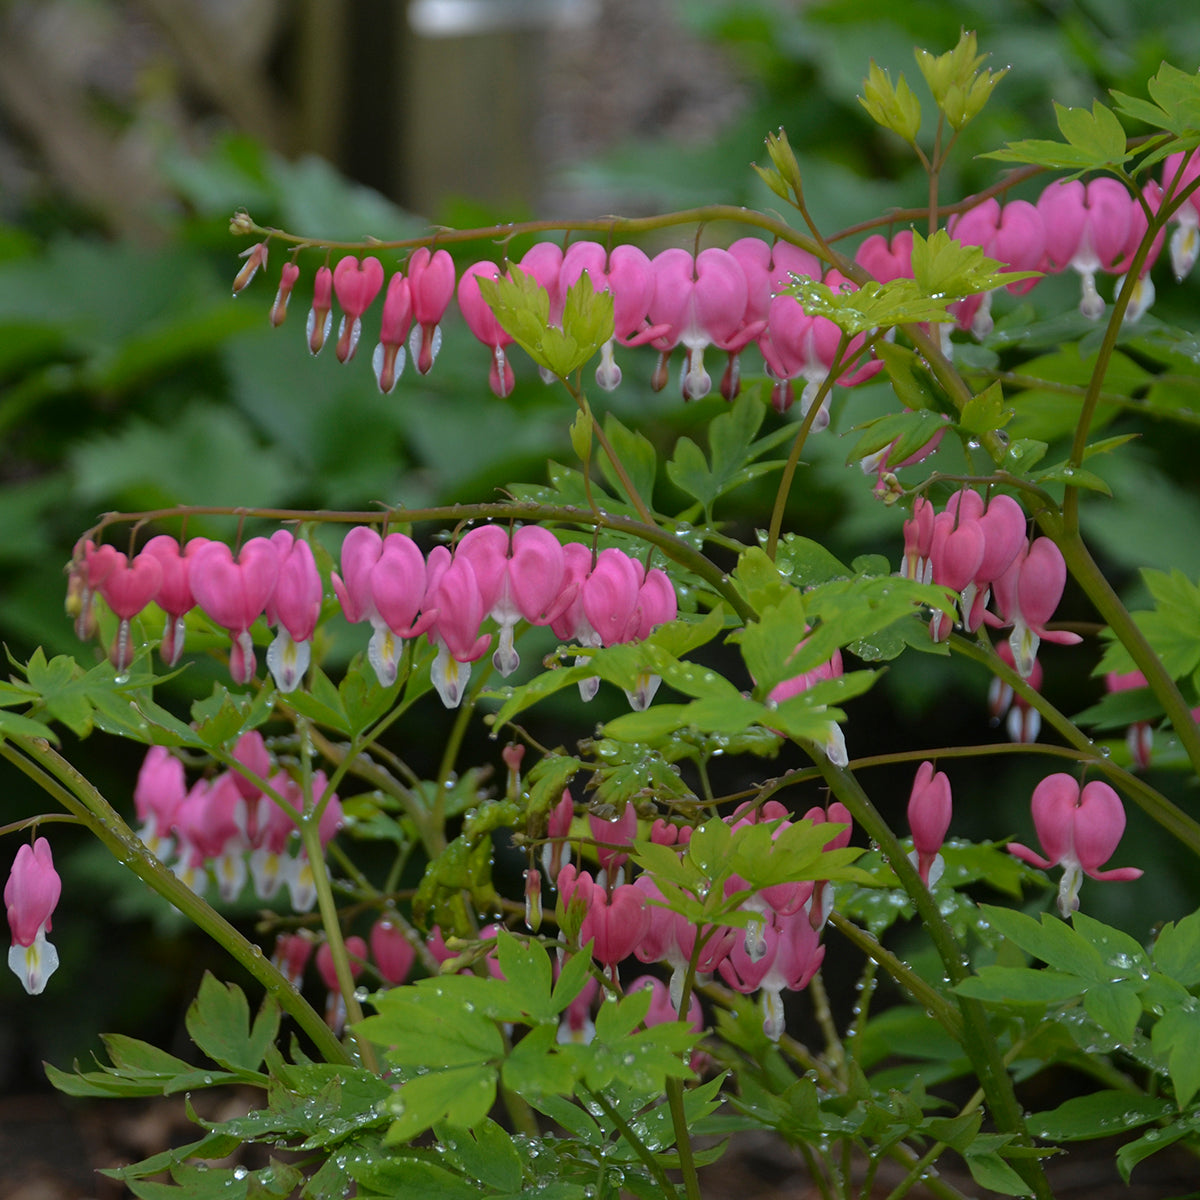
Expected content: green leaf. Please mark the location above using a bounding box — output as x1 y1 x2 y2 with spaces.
501 1022 580 1098
185 974 277 1075
1082 982 1143 1044
955 966 1085 1006
599 413 656 510
436 1118 524 1193
963 1150 1033 1196
1029 1091 1174 1142
1116 1120 1192 1183
979 906 1107 981
494 932 554 1022
911 229 1033 297
384 1065 498 1143
1152 908 1200 987
958 381 1013 437
785 276 953 335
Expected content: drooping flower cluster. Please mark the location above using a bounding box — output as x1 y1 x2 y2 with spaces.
71 526 678 710
901 489 1080 675
235 237 886 417
133 735 343 909
547 794 851 1042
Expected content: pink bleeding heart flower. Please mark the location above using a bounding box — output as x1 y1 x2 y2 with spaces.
272 930 314 989
579 882 651 977
141 534 210 666
330 527 433 686
1008 774 1142 915
307 265 334 356
855 230 914 283
317 934 368 1034
457 260 516 397
423 546 490 708
647 247 750 399
1112 180 1166 322
96 548 164 673
265 531 323 693
1161 150 1200 280
989 536 1082 678
269 261 301 327
907 761 952 887
988 639 1045 744
373 271 414 393
333 255 385 363
456 525 569 677
370 916 416 986
407 247 456 374
560 242 662 390
6 838 62 995
719 910 825 1041
1105 669 1154 769
189 538 281 685
581 548 643 649
1037 177 1134 319
927 508 986 641
588 803 638 882
134 745 188 858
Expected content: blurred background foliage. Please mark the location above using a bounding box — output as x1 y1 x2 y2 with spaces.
3 0 1200 1084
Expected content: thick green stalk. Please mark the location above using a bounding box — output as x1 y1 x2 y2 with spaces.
4 736 349 1065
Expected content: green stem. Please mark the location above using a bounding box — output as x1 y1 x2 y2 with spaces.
586 1087 680 1199
3 736 349 1065
297 813 376 1070
827 914 962 1040
566 381 656 527
765 338 850 559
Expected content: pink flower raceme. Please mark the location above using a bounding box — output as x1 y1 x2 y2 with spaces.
1008 774 1143 916
6 838 62 995
907 761 952 887
332 255 385 363
189 537 280 685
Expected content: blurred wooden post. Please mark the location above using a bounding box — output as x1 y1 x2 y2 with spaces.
401 0 594 217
